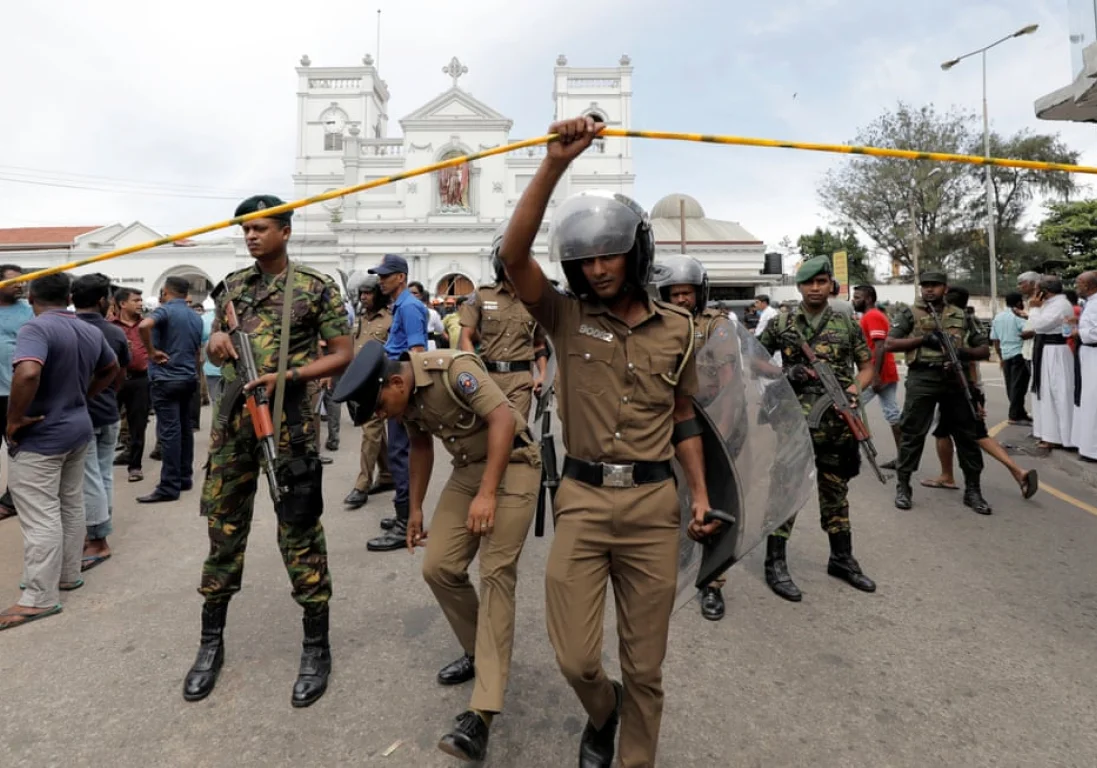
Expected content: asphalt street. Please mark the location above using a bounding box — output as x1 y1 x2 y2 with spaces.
2 362 1096 767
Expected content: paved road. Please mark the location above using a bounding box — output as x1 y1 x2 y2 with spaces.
2 364 1096 767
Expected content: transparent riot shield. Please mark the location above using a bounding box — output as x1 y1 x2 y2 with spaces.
673 315 817 609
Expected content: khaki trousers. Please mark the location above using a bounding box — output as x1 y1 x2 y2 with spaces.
354 415 392 492
545 476 680 768
489 370 534 421
422 460 540 713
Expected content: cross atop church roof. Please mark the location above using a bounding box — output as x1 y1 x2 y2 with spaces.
442 56 468 88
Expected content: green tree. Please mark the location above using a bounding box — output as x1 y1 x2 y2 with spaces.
796 226 872 284
1036 199 1097 278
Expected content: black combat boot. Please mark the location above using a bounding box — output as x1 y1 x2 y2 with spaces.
437 652 475 685
579 680 622 768
368 501 408 551
291 609 332 708
826 532 876 592
183 602 228 702
895 474 913 510
699 585 725 621
764 535 802 602
438 710 490 761
963 480 992 515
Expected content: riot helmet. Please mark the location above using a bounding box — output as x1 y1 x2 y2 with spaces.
489 226 507 283
653 254 709 313
549 190 654 299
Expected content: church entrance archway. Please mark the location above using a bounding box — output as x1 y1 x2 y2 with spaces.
435 272 474 298
154 265 215 304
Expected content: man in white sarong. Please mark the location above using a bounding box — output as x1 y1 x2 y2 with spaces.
1029 276 1075 450
1073 272 1097 462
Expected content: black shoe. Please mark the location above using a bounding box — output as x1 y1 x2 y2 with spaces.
343 489 368 509
292 610 332 708
963 485 992 515
369 480 396 494
699 586 725 621
879 459 898 470
379 516 396 530
150 447 162 461
894 479 913 510
325 439 339 452
437 653 475 685
183 602 227 702
764 536 802 602
180 481 193 492
137 491 178 504
438 710 490 761
113 455 129 467
367 522 407 552
579 680 622 768
826 532 876 592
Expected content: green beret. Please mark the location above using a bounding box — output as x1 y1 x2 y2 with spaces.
235 194 292 223
795 256 833 284
919 271 948 285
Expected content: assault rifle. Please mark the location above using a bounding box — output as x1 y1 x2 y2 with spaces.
799 342 887 484
925 303 980 422
533 378 560 537
224 302 283 505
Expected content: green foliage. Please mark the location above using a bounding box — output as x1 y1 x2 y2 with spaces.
796 226 872 284
1036 199 1097 279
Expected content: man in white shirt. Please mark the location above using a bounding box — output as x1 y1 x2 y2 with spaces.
1029 276 1075 450
1073 272 1097 462
753 294 778 338
409 281 447 349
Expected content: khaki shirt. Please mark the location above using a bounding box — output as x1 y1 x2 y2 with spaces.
403 350 538 468
354 307 393 351
523 276 698 463
459 283 546 362
889 301 988 365
697 307 731 346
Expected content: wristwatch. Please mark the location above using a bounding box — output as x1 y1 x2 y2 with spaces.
289 368 300 383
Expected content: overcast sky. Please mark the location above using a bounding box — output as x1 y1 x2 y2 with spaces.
1 0 1093 259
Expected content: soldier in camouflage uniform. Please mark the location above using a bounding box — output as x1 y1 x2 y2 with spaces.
886 272 992 514
182 195 352 708
653 254 737 621
756 256 877 601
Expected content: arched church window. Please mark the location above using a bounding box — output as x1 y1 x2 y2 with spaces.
437 150 471 211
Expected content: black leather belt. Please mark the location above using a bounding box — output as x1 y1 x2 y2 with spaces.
485 360 532 373
909 362 946 370
562 456 674 488
1083 342 1097 348
1036 333 1068 345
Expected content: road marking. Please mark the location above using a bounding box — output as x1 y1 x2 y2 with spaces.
988 420 1097 517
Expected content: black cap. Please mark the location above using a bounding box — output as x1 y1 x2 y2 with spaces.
919 271 948 286
235 195 293 224
368 253 409 276
332 340 388 425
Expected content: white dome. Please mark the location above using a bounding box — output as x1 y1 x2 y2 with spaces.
651 193 705 219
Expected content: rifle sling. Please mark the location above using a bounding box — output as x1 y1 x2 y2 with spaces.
271 260 297 448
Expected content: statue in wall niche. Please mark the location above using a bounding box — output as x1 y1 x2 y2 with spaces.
438 151 470 211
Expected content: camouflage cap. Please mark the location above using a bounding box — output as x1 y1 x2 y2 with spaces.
795 256 833 284
919 271 948 285
235 194 292 224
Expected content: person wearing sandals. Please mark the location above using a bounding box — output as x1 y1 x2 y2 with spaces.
1 273 119 631
0 263 34 521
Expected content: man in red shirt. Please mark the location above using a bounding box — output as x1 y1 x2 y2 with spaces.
854 285 902 468
111 288 150 482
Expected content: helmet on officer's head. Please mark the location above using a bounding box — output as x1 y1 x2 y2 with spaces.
490 225 507 283
549 190 654 299
346 270 377 297
653 254 709 314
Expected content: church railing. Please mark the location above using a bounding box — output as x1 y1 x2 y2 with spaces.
567 78 620 88
360 140 405 156
309 78 362 89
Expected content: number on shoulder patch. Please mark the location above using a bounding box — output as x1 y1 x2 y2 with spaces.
456 371 479 395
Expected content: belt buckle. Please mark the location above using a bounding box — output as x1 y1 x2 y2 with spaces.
495 361 512 373
601 463 635 488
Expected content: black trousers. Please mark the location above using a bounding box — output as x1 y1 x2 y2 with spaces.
117 374 151 471
1002 355 1031 422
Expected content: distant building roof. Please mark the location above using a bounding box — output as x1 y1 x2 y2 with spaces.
649 193 761 245
0 226 101 249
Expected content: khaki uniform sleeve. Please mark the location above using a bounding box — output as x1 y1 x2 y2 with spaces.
458 292 481 329
403 415 429 440
675 318 700 399
521 274 568 336
317 276 350 341
448 356 509 419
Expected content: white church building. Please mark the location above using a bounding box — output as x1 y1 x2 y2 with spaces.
2 54 772 303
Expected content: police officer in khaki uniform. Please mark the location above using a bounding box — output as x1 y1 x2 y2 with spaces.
343 274 394 509
459 234 548 418
654 254 734 622
499 116 718 768
333 341 540 763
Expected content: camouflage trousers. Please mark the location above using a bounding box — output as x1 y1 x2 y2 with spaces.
198 394 331 613
773 410 857 540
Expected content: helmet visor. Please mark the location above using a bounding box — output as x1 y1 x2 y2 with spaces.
550 192 644 263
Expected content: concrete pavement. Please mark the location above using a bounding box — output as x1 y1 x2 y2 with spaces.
2 368 1096 767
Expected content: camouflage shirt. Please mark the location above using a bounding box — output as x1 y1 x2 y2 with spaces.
757 302 871 401
211 261 350 385
888 301 989 366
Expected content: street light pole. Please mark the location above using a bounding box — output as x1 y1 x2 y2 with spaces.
941 22 1038 315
